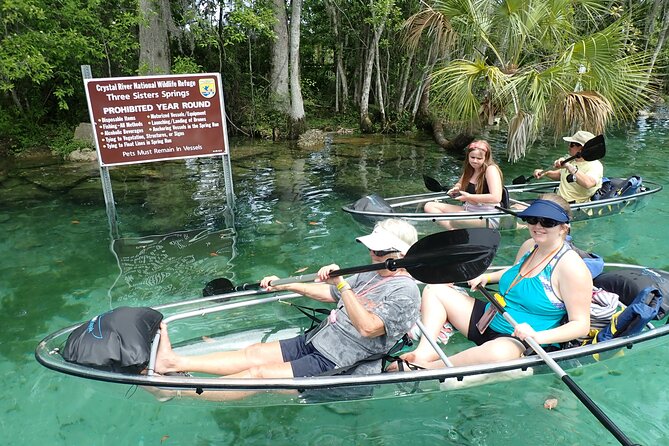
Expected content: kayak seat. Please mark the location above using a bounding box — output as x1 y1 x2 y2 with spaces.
501 186 510 208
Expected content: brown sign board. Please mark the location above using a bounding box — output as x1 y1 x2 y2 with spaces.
85 73 228 166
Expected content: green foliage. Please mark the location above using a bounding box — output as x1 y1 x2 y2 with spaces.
47 126 94 158
0 108 56 153
384 110 416 133
222 0 275 46
172 56 203 74
412 0 659 160
2 0 668 154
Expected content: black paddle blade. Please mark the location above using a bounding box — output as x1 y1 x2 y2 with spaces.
202 278 235 296
580 134 606 161
512 175 530 185
423 175 445 192
398 228 500 284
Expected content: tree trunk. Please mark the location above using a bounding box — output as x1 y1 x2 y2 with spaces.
411 39 440 122
396 49 414 113
138 0 172 74
270 0 290 114
374 39 386 127
649 2 669 76
360 22 385 133
324 0 348 112
289 0 306 138
644 0 664 52
338 35 350 111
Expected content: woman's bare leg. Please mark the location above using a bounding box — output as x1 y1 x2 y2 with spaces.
154 322 285 376
402 284 475 365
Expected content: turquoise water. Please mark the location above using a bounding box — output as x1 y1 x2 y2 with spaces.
2 118 669 445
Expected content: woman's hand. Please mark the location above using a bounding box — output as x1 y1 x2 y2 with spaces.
447 185 460 197
317 264 342 286
533 168 545 179
552 157 566 169
455 190 470 202
513 322 538 342
467 274 488 291
260 275 287 291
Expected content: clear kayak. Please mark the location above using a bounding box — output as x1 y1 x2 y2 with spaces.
35 263 669 405
341 179 663 230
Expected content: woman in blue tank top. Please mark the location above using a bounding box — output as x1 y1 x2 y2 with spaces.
402 193 592 369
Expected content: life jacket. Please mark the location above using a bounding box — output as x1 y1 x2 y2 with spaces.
593 287 663 343
284 300 417 375
594 267 669 319
566 235 604 278
592 176 643 201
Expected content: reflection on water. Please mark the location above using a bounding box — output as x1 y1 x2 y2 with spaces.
110 228 236 302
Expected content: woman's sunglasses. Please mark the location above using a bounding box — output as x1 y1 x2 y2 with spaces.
521 216 562 228
370 249 399 256
568 142 582 148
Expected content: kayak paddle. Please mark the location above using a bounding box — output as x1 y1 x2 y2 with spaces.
512 134 606 185
203 228 501 296
423 175 448 193
477 285 639 446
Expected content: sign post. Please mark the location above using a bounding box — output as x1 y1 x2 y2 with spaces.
83 69 235 237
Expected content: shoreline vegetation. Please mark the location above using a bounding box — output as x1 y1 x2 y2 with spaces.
2 2 668 161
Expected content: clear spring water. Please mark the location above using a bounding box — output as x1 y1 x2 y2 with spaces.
2 118 669 445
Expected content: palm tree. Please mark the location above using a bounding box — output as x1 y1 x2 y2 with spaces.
405 0 657 161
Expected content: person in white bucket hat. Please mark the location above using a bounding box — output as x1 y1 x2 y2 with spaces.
533 130 603 203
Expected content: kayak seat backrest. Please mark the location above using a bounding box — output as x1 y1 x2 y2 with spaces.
352 194 394 213
591 176 643 201
501 186 510 208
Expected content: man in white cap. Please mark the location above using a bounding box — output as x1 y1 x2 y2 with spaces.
533 130 603 203
150 218 420 398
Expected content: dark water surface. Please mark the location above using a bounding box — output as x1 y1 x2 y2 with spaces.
2 118 669 445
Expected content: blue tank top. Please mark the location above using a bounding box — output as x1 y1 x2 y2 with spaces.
488 243 570 335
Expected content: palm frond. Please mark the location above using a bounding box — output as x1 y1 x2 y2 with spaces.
552 91 612 137
403 7 456 53
430 59 488 125
507 110 536 162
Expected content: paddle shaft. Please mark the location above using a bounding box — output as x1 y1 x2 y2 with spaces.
239 257 414 290
245 247 490 288
416 320 453 367
478 286 638 446
533 153 579 178
205 228 499 296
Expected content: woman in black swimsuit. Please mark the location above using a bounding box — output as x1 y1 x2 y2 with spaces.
424 140 504 229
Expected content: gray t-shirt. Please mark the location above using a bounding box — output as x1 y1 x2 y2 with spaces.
307 271 420 374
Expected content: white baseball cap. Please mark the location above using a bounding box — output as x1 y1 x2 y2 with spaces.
356 226 411 255
563 130 595 146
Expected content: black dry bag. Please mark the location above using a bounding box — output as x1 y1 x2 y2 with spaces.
62 306 163 374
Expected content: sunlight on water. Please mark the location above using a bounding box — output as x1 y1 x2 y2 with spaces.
2 120 669 445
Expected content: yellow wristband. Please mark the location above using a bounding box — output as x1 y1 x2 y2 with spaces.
337 280 351 291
